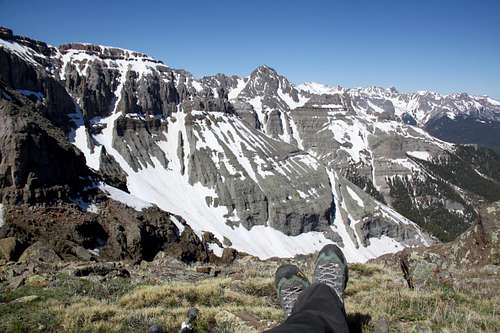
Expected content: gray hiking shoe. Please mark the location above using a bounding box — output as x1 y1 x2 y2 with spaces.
313 244 348 302
275 264 310 317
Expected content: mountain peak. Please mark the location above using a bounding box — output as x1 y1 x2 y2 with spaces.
251 64 279 78
255 64 275 70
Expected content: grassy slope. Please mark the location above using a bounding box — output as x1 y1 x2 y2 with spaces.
1 260 498 333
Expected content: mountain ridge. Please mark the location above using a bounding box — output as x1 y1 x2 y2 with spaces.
1 26 499 263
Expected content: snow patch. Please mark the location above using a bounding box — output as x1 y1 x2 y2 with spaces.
346 186 364 208
0 204 4 227
68 108 101 170
297 82 341 95
170 216 185 234
228 78 247 100
486 97 500 106
98 183 153 211
407 151 431 161
208 243 224 257
72 197 100 213
0 38 42 66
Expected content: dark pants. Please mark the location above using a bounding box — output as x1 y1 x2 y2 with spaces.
264 283 350 333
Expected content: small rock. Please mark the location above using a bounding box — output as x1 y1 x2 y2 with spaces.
11 295 39 304
72 262 130 278
223 236 233 247
8 275 26 290
374 317 389 333
0 237 22 261
74 246 93 261
196 266 212 274
25 274 49 287
220 248 238 265
211 268 222 277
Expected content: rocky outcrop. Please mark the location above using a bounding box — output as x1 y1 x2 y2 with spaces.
117 71 178 117
98 147 128 191
231 100 260 128
112 115 169 172
0 84 92 204
0 200 218 263
63 59 120 120
166 227 209 263
376 201 500 290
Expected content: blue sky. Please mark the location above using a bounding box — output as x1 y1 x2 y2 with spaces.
1 0 499 98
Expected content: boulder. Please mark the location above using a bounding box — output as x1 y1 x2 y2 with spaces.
18 241 62 264
202 231 223 248
220 248 238 265
167 226 209 263
0 237 22 261
71 262 130 278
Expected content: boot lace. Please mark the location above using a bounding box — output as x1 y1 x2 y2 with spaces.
281 285 304 316
316 262 344 300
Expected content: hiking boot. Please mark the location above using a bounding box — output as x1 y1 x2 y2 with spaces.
313 244 348 302
275 264 310 317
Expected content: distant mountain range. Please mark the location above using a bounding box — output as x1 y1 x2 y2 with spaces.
1 26 499 262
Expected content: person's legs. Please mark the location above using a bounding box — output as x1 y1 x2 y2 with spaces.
265 244 350 333
264 283 349 333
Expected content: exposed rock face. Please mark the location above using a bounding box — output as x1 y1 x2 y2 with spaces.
0 84 92 204
329 172 431 249
182 111 333 235
98 147 128 191
231 100 259 128
117 71 178 117
0 201 216 263
63 58 120 119
0 38 74 129
112 116 169 172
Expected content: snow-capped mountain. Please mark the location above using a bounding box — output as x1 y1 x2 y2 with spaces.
1 27 499 262
296 82 500 153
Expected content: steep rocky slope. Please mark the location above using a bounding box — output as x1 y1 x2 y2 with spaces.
4 26 500 261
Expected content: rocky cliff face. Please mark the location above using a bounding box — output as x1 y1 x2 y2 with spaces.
11 27 500 261
0 82 92 204
223 70 500 242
